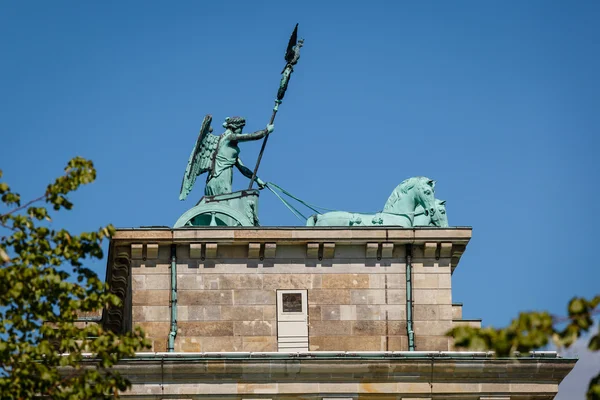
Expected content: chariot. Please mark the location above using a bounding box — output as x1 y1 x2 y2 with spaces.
173 189 260 228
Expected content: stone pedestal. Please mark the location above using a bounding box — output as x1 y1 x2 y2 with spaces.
100 227 575 399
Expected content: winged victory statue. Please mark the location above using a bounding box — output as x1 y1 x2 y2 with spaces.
179 115 274 200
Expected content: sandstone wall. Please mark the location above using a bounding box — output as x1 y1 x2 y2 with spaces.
124 239 457 353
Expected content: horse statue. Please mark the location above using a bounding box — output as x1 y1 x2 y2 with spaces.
414 199 448 227
306 176 440 227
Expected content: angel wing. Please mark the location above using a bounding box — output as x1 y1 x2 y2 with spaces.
179 115 220 200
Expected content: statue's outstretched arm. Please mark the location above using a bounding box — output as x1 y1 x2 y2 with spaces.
236 158 265 187
230 124 274 142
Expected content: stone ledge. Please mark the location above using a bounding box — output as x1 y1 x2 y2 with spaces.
74 352 575 385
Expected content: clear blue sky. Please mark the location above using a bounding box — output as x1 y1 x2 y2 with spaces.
1 1 598 330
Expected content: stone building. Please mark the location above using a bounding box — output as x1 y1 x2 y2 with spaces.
97 226 575 399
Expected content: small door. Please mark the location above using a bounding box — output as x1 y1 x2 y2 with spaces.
277 289 308 352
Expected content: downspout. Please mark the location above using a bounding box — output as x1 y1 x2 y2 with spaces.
167 244 177 352
406 244 415 351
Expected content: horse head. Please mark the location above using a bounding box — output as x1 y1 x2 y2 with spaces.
414 178 439 226
383 177 438 226
434 199 448 227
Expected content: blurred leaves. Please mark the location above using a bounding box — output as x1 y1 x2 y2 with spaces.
447 295 600 400
0 158 150 399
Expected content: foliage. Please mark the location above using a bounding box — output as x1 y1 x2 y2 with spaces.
448 295 600 400
0 157 150 399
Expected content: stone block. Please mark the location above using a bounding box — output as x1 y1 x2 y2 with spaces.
132 306 169 322
438 273 452 288
356 305 382 320
221 305 263 321
189 243 202 258
439 305 453 320
350 289 386 304
307 242 319 258
233 290 275 305
309 321 352 336
263 305 276 321
452 304 463 319
387 289 406 304
264 242 276 258
248 243 261 259
146 243 159 259
320 305 341 320
152 338 167 352
218 274 263 289
381 243 394 258
135 322 170 337
242 336 277 352
413 289 451 305
366 243 379 258
205 243 217 258
413 304 438 321
323 242 335 259
132 275 145 290
309 305 321 321
178 321 233 336
144 274 170 290
322 274 369 289
309 289 350 305
414 320 452 336
233 320 275 336
131 290 169 306
413 273 439 289
352 321 386 335
310 335 382 351
185 305 221 321
440 242 452 258
382 305 406 320
131 243 143 259
388 321 407 335
415 335 450 351
179 290 233 305
199 336 242 352
387 335 408 351
424 242 437 258
177 275 203 290
339 305 357 320
178 337 201 352
386 274 406 289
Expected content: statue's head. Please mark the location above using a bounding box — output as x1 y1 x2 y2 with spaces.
413 178 438 223
435 199 448 227
223 116 246 133
297 38 304 48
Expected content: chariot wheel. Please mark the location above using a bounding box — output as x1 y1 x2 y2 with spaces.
173 204 254 228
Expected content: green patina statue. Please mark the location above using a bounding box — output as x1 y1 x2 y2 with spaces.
179 115 274 200
306 177 442 227
414 199 448 227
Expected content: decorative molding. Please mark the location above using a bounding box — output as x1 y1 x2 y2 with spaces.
381 243 394 258
248 243 261 259
366 243 379 258
264 243 277 258
424 242 437 258
440 242 452 258
190 243 202 259
323 243 335 259
205 243 218 259
131 244 143 259
146 243 159 259
306 243 319 259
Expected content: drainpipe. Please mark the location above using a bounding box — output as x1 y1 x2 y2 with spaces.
406 244 415 351
167 244 177 352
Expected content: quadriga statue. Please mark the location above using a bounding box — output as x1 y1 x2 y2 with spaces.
306 176 441 227
414 199 448 227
